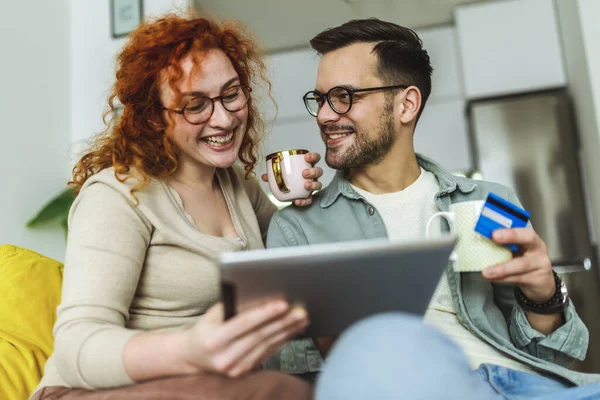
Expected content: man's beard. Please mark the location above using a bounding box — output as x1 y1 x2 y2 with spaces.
322 104 396 170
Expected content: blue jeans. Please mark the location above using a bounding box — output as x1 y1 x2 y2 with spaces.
315 313 600 400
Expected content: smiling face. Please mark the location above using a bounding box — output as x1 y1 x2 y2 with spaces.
315 42 399 170
160 49 248 172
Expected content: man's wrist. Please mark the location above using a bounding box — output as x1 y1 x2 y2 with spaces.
515 271 569 315
519 279 556 303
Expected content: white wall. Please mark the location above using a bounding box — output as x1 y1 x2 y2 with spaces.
0 0 72 261
0 0 190 261
70 1 125 145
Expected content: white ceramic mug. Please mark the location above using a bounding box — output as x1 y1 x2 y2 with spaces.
426 200 513 272
266 149 312 202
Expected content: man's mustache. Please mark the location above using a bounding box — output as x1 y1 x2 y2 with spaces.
320 125 355 134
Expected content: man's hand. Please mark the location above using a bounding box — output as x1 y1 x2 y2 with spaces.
482 228 563 335
260 152 323 206
482 228 555 303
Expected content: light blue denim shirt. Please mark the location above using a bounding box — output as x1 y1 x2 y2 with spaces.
266 154 600 387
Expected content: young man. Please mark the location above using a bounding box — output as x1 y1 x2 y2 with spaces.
267 18 600 399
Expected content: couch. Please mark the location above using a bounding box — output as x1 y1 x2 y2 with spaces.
0 245 63 400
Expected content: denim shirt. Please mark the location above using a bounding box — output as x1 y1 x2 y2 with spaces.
266 154 600 387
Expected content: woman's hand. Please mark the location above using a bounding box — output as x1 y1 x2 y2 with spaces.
180 300 309 378
261 152 324 206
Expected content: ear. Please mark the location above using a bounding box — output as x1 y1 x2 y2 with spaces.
397 86 422 125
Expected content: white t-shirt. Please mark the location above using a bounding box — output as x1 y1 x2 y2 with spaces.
351 168 537 374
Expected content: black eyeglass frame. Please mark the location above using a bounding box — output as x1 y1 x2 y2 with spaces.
303 84 409 117
161 85 252 125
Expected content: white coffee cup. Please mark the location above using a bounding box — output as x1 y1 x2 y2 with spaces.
266 149 312 202
426 200 513 272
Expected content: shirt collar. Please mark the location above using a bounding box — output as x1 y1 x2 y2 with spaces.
319 153 477 208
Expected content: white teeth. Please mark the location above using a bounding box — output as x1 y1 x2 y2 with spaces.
204 132 234 146
329 133 350 139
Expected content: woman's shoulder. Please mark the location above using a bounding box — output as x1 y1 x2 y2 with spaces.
71 168 160 228
80 168 154 194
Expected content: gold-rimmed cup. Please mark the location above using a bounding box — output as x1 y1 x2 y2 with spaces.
266 149 311 202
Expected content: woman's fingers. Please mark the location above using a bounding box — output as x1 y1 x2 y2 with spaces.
203 299 289 351
227 320 309 377
225 309 310 377
211 306 309 376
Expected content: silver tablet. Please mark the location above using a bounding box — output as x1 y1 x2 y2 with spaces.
219 236 457 337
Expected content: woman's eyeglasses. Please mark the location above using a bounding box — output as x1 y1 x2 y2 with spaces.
162 85 252 125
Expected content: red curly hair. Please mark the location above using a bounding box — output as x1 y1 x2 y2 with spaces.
70 13 270 194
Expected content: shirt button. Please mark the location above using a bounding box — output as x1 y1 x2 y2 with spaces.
368 206 375 215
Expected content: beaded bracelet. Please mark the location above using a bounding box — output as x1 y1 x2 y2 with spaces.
514 271 569 315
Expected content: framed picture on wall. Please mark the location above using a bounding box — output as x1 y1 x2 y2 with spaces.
110 0 143 38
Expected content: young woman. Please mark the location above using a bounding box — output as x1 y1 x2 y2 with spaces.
32 14 322 400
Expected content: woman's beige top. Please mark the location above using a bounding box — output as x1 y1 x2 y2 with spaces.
35 166 277 392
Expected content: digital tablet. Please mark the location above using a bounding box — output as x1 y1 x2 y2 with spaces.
219 236 457 337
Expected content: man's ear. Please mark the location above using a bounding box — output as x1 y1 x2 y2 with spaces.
398 86 422 125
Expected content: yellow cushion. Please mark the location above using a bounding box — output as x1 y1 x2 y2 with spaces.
0 245 63 400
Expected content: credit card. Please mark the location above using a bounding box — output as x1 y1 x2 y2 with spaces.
474 193 531 252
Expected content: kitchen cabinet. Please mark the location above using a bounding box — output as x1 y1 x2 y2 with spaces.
455 0 566 99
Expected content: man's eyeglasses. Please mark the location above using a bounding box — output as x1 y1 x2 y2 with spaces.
303 84 408 117
162 85 252 125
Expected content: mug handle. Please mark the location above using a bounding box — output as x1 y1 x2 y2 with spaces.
426 212 456 237
271 156 290 193
426 212 458 267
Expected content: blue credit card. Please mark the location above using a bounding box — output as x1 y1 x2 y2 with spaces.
474 193 531 252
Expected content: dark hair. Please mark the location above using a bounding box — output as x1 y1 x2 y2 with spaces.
310 18 433 121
